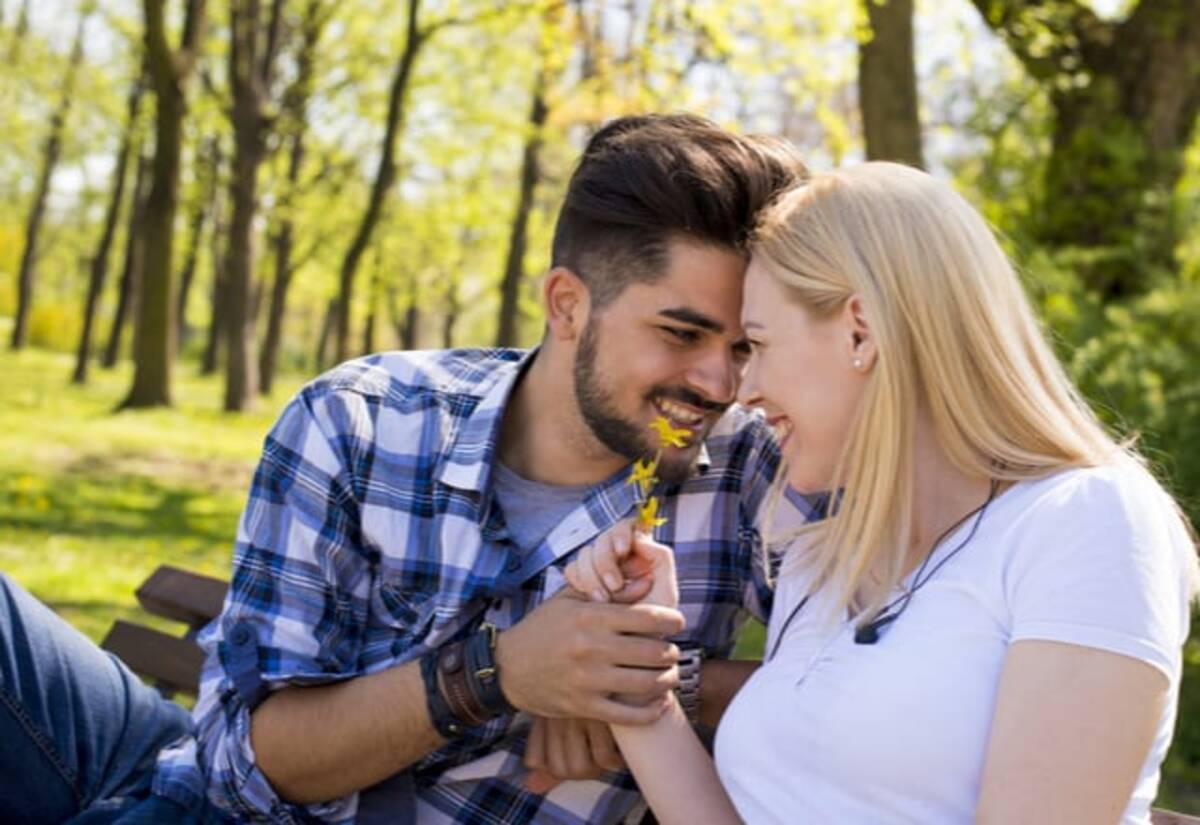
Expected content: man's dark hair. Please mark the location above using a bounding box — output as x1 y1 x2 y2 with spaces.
551 113 808 309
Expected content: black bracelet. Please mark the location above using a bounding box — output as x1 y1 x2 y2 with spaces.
420 649 466 739
464 622 515 717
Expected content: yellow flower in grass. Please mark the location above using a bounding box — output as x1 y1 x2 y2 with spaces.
649 415 692 449
636 496 668 531
627 458 658 497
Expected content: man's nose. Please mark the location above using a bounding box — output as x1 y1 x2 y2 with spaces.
687 349 738 406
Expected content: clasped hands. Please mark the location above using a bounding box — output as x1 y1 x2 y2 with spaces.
492 520 680 784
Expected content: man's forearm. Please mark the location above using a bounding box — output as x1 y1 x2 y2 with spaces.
698 659 759 729
250 658 443 805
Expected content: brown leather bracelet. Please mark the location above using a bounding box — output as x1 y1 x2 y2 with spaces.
436 641 490 726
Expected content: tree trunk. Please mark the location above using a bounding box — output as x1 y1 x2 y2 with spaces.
223 69 264 410
971 0 1200 297
314 297 336 371
390 273 421 351
122 0 208 409
259 0 325 396
201 214 227 375
333 0 425 364
362 243 383 355
259 222 293 393
102 146 151 368
494 65 549 348
11 12 88 350
401 301 419 351
858 0 924 168
362 297 377 355
442 275 459 349
176 136 220 354
74 69 145 384
223 0 285 412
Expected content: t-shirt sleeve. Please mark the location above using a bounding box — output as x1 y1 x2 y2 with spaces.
1005 464 1194 682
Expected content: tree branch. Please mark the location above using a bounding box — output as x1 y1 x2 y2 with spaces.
260 0 286 87
968 0 1114 81
142 0 171 84
178 0 207 65
427 0 562 37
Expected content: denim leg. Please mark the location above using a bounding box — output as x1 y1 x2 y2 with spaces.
0 574 192 823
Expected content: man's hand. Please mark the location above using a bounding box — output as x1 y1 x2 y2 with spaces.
495 591 684 725
525 715 626 782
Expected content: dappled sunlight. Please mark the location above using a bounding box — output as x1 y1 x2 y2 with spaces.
0 349 290 644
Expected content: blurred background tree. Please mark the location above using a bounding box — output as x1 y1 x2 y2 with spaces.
2 0 1200 808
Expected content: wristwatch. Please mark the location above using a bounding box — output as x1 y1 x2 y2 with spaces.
675 646 703 724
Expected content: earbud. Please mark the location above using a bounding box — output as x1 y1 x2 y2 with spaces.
854 612 899 645
853 622 879 645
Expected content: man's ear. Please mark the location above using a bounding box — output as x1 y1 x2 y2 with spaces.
543 266 590 341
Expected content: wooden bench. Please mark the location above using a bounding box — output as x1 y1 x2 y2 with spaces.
101 563 227 697
101 564 1200 822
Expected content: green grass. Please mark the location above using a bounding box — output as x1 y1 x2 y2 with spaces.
0 348 301 641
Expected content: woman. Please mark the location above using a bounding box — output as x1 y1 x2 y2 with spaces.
565 162 1198 824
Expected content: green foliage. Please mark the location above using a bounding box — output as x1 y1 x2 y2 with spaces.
1022 249 1200 526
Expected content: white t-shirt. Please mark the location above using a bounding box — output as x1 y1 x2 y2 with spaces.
714 461 1195 824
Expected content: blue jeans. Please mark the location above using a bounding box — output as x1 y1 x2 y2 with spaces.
0 574 197 823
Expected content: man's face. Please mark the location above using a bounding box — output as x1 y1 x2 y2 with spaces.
572 238 750 483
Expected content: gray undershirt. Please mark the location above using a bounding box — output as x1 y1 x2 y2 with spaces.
490 462 594 553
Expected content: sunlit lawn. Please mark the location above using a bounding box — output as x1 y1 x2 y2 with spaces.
0 347 301 642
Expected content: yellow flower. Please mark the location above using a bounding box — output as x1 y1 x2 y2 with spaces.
649 415 692 449
627 458 658 497
636 496 668 531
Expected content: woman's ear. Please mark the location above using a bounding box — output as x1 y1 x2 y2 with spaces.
844 294 877 372
543 267 590 342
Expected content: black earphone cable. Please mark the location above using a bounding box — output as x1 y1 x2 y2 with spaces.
766 478 1002 659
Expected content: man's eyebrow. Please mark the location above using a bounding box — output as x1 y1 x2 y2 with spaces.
657 307 724 333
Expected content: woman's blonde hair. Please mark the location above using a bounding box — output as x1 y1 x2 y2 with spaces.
752 161 1196 619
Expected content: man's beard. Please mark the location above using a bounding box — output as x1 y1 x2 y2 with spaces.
573 320 725 484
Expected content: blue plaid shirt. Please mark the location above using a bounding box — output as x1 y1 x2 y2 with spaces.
153 347 820 823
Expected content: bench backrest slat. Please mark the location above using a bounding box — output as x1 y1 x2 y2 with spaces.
135 564 228 631
101 619 206 696
1153 810 1200 824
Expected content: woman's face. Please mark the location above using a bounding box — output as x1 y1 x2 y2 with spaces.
737 260 871 494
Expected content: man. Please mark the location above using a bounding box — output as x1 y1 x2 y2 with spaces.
0 113 812 824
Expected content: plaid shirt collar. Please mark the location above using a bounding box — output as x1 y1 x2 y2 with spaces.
435 350 518 495
436 346 711 507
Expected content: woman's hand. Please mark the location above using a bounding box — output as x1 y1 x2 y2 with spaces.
565 520 678 610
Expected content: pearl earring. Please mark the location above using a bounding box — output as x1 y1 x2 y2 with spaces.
853 357 863 370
